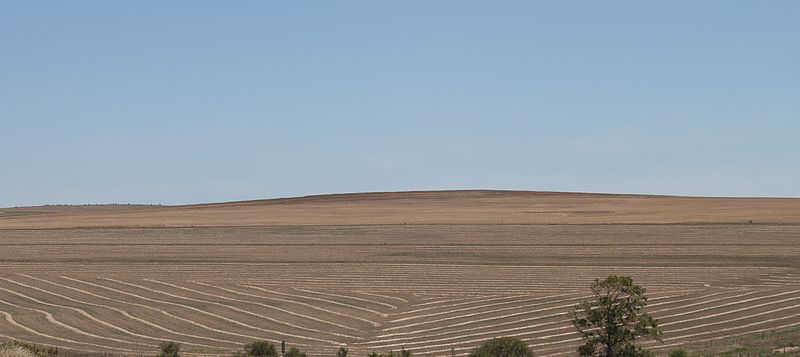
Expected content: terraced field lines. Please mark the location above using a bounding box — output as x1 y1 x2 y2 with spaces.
102 278 335 345
60 277 273 343
144 279 359 340
391 294 542 318
0 281 152 348
0 309 142 353
245 285 386 322
191 281 374 328
363 290 789 352
356 290 409 303
19 275 235 348
294 288 398 310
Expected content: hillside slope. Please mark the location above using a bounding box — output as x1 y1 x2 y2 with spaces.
1 190 798 229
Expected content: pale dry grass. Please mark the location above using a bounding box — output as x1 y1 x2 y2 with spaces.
0 346 36 357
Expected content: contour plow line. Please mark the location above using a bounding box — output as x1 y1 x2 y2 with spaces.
0 284 152 348
366 294 800 352
0 310 148 354
657 290 800 321
293 288 398 310
653 320 800 349
382 297 592 333
392 294 554 317
660 301 800 334
103 278 337 345
355 290 409 303
0 300 148 350
367 289 764 346
361 318 575 350
20 274 236 348
244 285 387 319
193 281 377 328
410 296 485 307
390 293 585 323
647 290 753 312
404 294 800 356
145 279 360 339
382 290 693 334
60 276 302 346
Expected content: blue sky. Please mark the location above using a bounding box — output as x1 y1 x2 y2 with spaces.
1 1 798 206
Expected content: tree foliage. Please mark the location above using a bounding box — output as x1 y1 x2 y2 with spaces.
570 276 662 357
468 337 534 357
338 347 349 357
158 341 181 357
243 341 278 357
285 348 306 357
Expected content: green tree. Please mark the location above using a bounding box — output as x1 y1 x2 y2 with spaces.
338 347 349 357
468 337 534 357
285 348 306 357
158 341 181 357
570 276 662 357
244 341 278 357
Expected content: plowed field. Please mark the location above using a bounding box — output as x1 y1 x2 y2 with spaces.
1 191 798 356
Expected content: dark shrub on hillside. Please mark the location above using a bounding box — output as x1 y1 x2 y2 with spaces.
244 341 278 357
468 337 534 357
158 341 180 357
285 347 306 357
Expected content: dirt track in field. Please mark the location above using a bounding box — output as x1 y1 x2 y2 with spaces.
0 191 798 356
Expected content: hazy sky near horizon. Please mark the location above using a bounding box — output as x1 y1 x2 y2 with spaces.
1 1 798 206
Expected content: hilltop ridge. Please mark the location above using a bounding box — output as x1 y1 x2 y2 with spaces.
1 190 798 229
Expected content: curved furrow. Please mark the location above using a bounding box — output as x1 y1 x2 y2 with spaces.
294 288 398 309
654 320 800 350
391 294 566 319
103 278 338 345
0 299 149 349
9 275 225 349
385 290 694 334
367 293 800 352
658 290 800 321
376 306 570 339
661 302 800 333
61 276 304 346
244 285 387 318
410 296 483 307
394 293 800 356
366 289 773 348
390 293 585 323
647 290 752 312
381 297 588 333
145 279 360 339
362 317 571 350
192 281 377 327
21 274 238 347
0 284 151 348
355 290 409 303
0 310 145 353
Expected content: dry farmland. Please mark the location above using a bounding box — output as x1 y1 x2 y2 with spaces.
0 191 798 356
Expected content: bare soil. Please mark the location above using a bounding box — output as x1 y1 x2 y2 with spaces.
0 191 798 356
